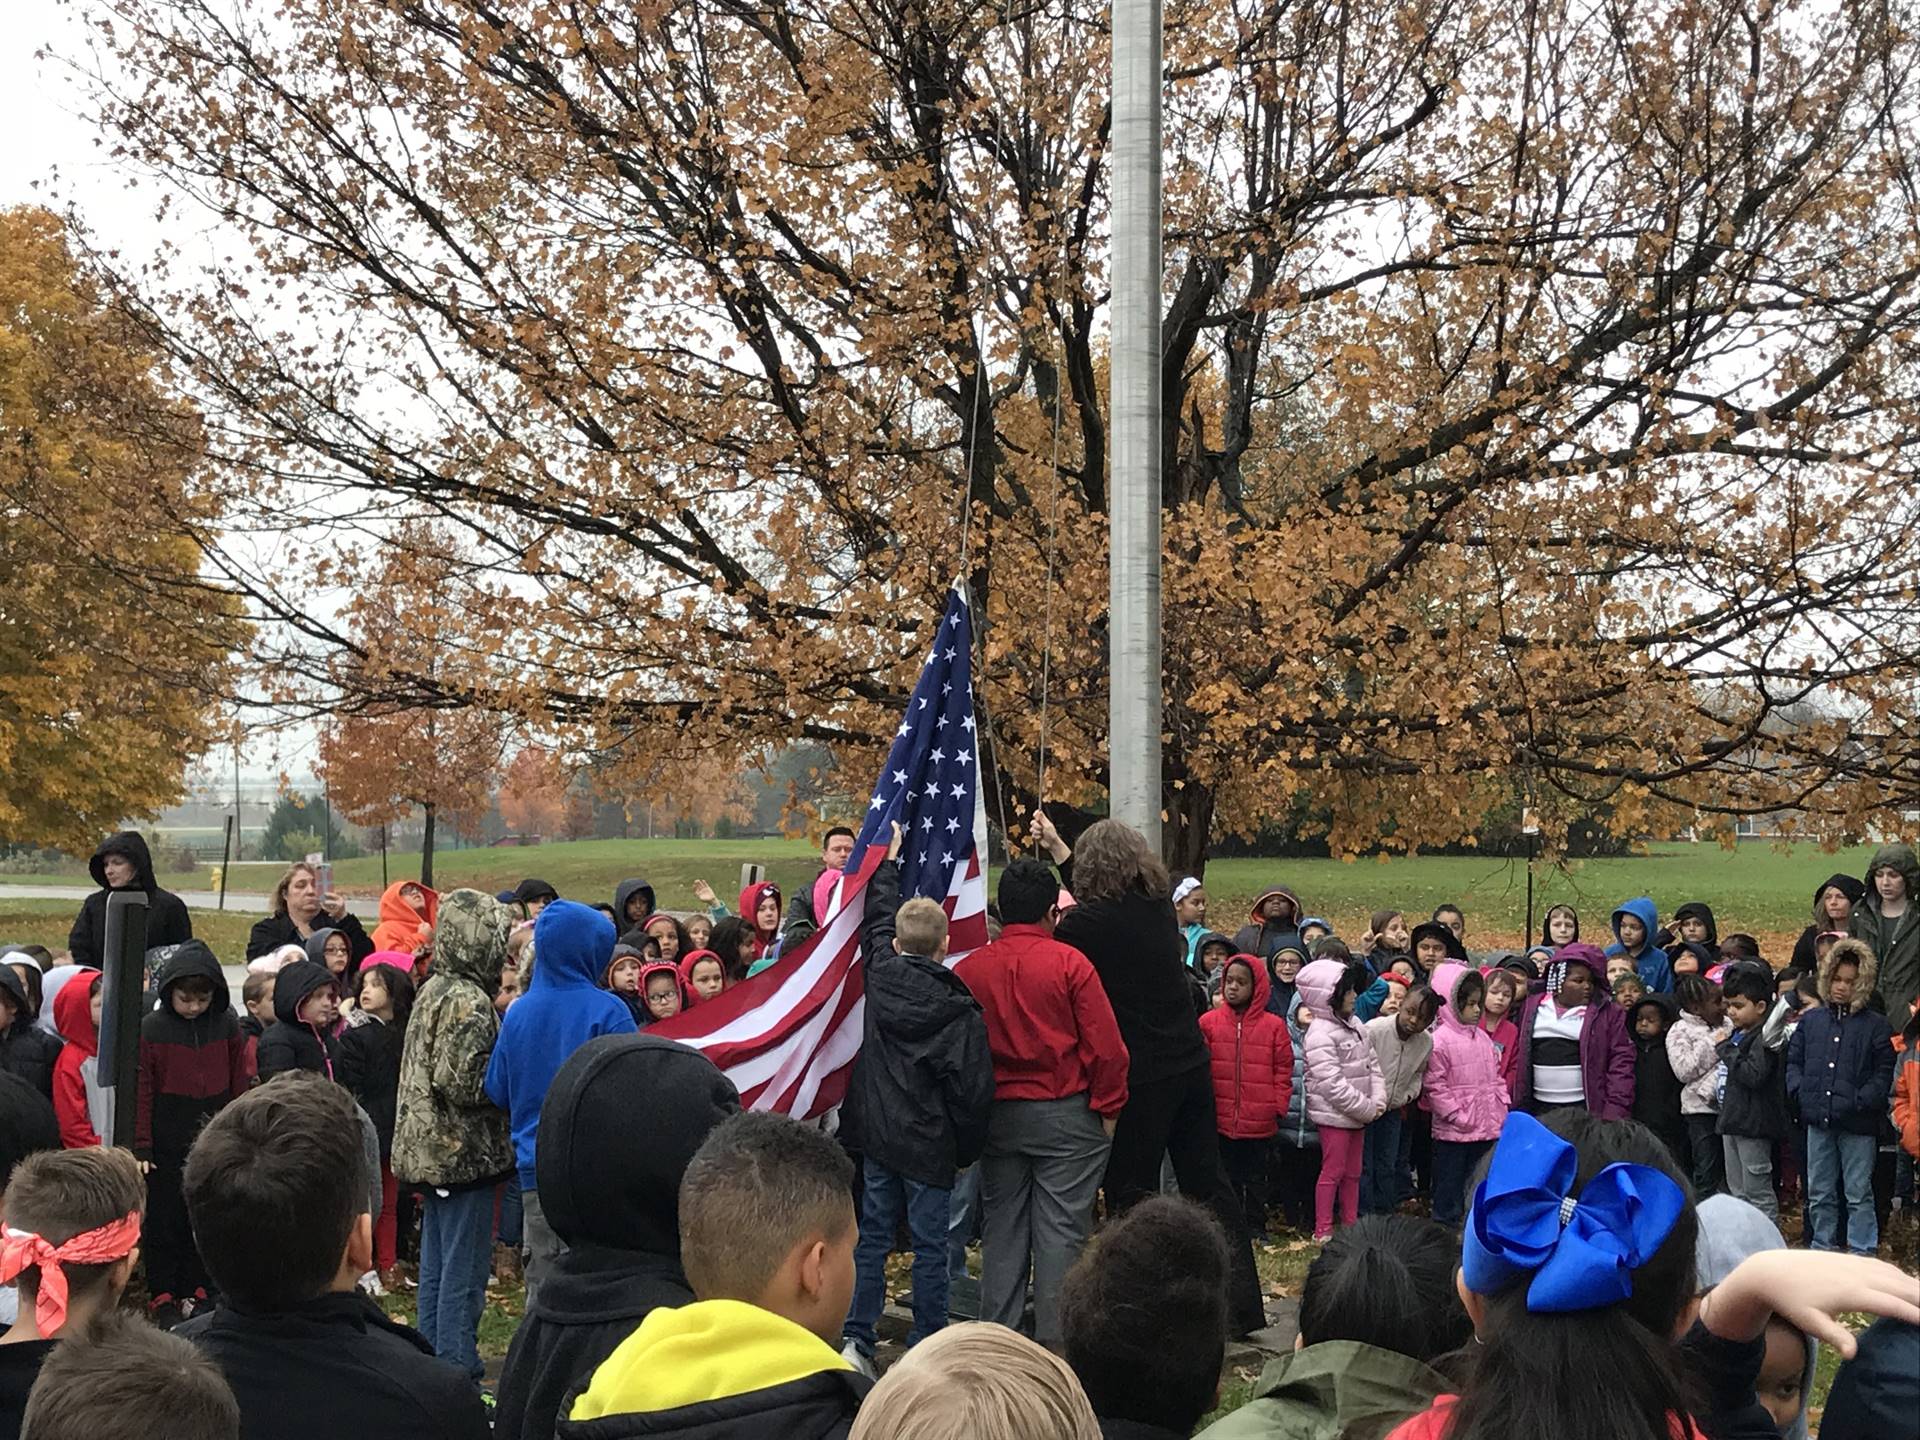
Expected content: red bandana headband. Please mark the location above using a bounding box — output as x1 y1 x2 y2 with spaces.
0 1211 141 1335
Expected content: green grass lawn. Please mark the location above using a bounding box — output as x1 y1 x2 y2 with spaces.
1193 840 1887 950
5 834 1893 956
0 899 259 961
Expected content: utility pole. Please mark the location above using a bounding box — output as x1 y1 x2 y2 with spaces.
1110 0 1164 849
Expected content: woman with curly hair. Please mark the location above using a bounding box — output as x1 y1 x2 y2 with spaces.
1039 814 1266 1335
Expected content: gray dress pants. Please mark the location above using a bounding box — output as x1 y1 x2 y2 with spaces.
978 1094 1111 1348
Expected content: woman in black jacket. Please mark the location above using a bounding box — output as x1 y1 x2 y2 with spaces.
245 862 374 963
1791 873 1867 976
1042 815 1266 1335
67 831 193 968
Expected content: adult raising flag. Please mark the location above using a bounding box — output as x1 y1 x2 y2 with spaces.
650 581 990 1117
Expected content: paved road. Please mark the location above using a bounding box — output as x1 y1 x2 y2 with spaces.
0 885 379 919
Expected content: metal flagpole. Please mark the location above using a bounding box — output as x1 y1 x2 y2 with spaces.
1110 0 1164 848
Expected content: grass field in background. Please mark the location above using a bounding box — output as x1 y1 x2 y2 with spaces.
2 836 1894 956
0 900 260 960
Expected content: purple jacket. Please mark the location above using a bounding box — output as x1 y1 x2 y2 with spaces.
1426 963 1511 1142
1514 989 1636 1120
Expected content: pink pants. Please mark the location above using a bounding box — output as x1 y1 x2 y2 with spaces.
1314 1124 1365 1237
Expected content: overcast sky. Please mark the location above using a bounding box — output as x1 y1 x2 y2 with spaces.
3 2 331 788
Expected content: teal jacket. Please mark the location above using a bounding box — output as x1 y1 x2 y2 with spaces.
1196 1340 1451 1440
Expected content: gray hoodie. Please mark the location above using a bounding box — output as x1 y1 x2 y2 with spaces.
1694 1195 1815 1440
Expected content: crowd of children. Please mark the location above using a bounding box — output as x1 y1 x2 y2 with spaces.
1179 845 1920 1261
0 832 1909 1439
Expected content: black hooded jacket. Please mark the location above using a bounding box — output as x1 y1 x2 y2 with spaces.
494 1035 742 1440
843 861 993 1188
256 961 341 1081
136 942 250 1162
0 1070 58 1192
337 964 415 1160
66 832 193 969
0 967 62 1099
179 1290 489 1440
1629 993 1686 1159
612 879 657 930
1672 903 1721 960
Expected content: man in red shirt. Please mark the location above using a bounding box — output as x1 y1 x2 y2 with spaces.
953 859 1130 1348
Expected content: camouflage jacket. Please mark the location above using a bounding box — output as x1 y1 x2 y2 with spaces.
393 888 515 1189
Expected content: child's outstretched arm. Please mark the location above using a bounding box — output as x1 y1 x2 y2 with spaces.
859 822 905 962
1701 1251 1920 1357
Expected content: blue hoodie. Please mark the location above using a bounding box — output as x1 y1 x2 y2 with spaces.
1606 897 1675 993
485 900 637 1188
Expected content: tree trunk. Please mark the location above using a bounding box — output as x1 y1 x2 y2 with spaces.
420 802 436 889
1164 780 1215 880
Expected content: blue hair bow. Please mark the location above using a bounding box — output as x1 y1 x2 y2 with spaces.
1461 1112 1686 1314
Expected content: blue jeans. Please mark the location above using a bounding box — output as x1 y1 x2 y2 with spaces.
496 1174 523 1249
1359 1109 1405 1215
417 1188 494 1379
947 1164 981 1281
843 1161 951 1354
1430 1139 1492 1226
1807 1128 1878 1255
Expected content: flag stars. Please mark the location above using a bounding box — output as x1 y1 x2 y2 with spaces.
892 770 908 785
869 793 886 811
945 817 960 833
950 783 967 800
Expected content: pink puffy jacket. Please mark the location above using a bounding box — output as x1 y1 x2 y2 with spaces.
1296 959 1387 1130
1426 963 1511 1143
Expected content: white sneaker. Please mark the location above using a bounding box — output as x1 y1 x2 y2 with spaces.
840 1340 877 1380
357 1269 386 1297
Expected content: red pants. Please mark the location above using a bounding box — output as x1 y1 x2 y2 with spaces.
375 1162 399 1273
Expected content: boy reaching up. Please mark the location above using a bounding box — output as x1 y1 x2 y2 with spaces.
838 823 993 1372
561 1112 871 1440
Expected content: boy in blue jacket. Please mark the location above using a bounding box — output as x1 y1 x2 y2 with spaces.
1607 897 1675 993
1787 938 1896 1255
485 900 636 1306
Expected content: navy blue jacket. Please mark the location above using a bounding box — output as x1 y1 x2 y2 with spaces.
1789 1003 1896 1135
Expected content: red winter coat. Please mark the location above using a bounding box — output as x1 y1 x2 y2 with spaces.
1199 956 1294 1139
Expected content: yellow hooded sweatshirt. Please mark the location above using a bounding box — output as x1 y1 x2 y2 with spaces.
569 1299 854 1422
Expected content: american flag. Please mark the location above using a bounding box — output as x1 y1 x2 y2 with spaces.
650 581 990 1117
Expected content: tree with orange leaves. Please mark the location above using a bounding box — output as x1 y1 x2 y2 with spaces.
73 0 1920 871
317 529 508 886
498 745 568 839
0 205 248 853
